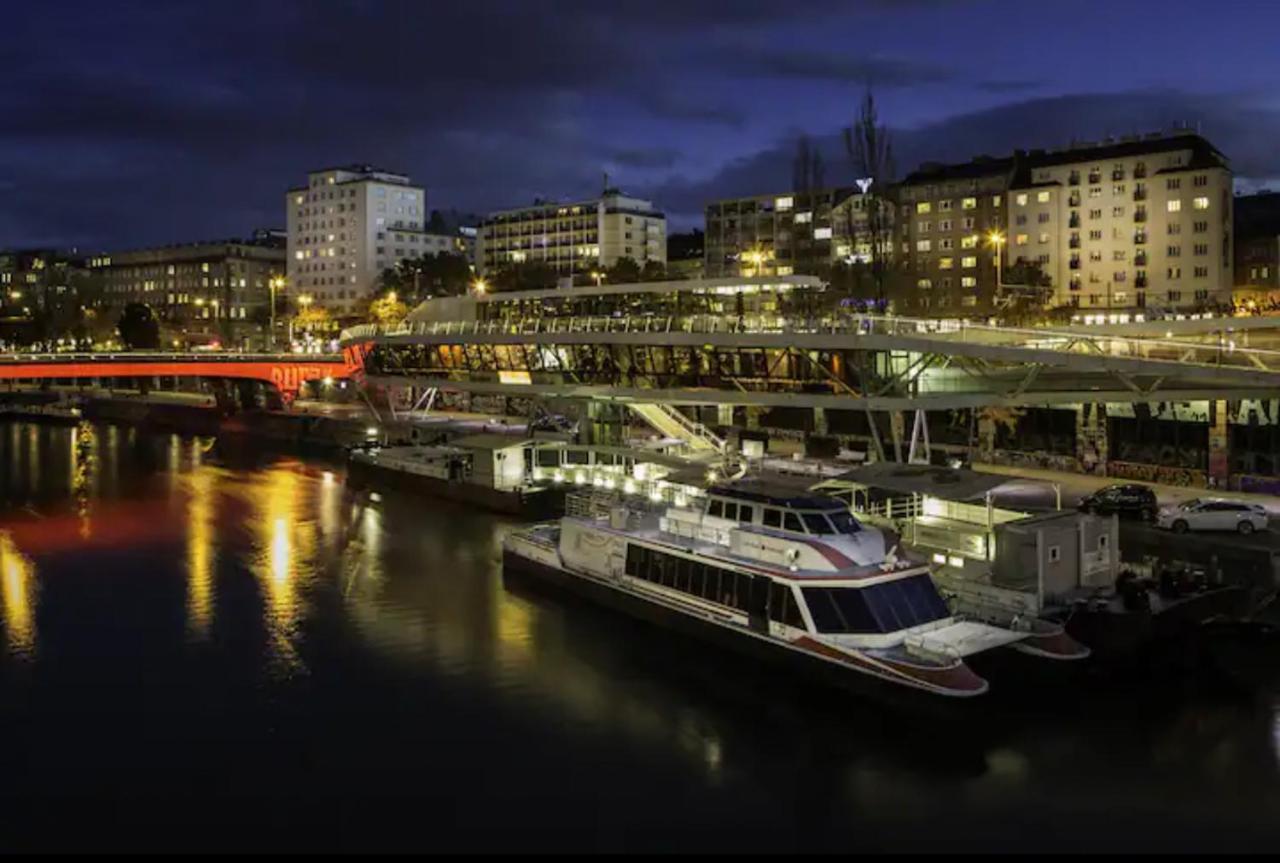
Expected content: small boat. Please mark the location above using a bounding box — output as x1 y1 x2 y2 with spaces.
503 481 1084 705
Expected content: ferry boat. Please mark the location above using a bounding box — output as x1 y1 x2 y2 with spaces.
503 481 1086 703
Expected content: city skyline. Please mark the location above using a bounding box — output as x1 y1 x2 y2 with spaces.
6 0 1280 250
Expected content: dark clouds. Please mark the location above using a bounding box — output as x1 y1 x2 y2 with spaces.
3 0 1279 248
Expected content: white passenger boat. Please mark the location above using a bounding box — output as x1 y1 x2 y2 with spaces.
503 481 1085 702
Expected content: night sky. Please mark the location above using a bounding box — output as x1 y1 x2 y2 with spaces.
6 0 1280 251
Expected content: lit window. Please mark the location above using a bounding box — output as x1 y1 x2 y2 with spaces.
916 240 932 252
939 257 954 269
1037 191 1051 203
916 202 932 214
1193 197 1209 210
776 265 794 275
1016 194 1028 206
961 235 978 249
1039 233 1049 244
962 197 977 210
794 211 812 224
961 256 977 268
1015 234 1028 246
813 227 832 240
1167 200 1182 212
775 196 793 211
961 276 976 288
917 278 932 289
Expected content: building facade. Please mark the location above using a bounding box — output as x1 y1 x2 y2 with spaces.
286 165 427 316
1234 191 1280 301
1008 133 1232 314
90 237 286 347
896 132 1233 316
703 187 877 278
476 190 665 277
896 158 1013 314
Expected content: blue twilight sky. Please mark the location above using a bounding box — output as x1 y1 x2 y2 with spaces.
4 0 1280 250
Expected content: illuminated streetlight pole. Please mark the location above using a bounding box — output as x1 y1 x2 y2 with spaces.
987 230 1005 302
269 276 284 352
471 277 488 296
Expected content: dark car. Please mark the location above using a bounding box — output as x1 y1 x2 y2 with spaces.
1077 483 1158 521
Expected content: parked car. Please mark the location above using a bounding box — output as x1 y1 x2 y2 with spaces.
1077 484 1159 521
1156 498 1270 535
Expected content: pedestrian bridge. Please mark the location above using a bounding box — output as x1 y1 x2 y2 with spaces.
341 313 1280 410
0 347 367 402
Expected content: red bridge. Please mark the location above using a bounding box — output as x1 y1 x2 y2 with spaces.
0 345 369 404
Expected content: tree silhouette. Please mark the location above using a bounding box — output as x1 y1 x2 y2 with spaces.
117 303 160 350
844 88 895 308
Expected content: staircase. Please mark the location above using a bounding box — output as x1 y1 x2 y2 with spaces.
629 403 725 454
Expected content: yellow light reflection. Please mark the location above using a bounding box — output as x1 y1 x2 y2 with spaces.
0 534 36 658
71 421 97 539
252 467 312 676
185 470 216 640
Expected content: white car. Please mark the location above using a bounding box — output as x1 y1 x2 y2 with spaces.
1156 498 1270 535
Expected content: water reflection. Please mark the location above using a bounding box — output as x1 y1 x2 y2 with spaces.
0 533 36 658
0 419 1277 850
251 466 307 677
184 469 216 640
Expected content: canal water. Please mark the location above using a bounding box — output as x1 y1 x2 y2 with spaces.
0 419 1277 852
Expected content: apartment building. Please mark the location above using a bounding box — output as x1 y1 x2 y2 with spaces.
897 132 1233 315
1234 191 1280 299
896 157 1013 314
1009 133 1232 313
703 187 880 277
89 235 286 344
476 189 665 277
285 165 426 315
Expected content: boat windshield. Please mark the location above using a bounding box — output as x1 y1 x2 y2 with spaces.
798 510 861 535
801 576 950 634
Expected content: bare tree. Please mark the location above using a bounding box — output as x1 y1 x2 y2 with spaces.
792 134 826 193
844 88 895 307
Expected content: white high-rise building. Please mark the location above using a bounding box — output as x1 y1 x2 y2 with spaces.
285 165 426 316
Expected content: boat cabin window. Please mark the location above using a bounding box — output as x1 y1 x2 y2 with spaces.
802 513 831 535
723 502 738 521
763 508 782 528
708 500 724 518
738 504 754 523
625 544 807 628
801 576 949 634
784 512 803 532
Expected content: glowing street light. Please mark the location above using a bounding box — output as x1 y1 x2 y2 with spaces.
471 278 488 295
590 270 604 288
987 230 1006 296
269 275 285 351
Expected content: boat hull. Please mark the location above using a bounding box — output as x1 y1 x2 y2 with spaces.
502 547 988 713
348 457 563 518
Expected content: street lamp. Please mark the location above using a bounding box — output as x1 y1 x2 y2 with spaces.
987 230 1006 299
590 271 604 288
471 277 488 296
269 275 285 351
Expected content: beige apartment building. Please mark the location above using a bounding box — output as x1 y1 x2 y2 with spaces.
285 165 427 316
476 190 665 277
1008 133 1232 313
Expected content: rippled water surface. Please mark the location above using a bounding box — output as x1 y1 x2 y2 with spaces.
0 420 1277 852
